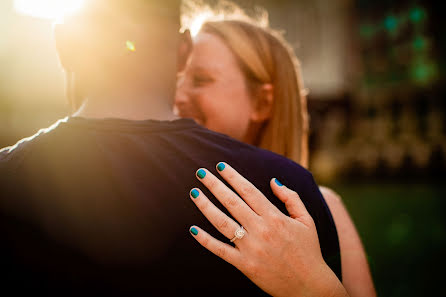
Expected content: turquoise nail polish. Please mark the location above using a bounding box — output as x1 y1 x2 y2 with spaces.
190 227 199 236
275 178 283 187
191 189 199 198
217 162 226 172
197 169 206 179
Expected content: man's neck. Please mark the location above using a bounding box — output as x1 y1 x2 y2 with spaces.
73 94 178 121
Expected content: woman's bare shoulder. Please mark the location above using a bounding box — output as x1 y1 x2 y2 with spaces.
319 186 377 297
319 186 342 204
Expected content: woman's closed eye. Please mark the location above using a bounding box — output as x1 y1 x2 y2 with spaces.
192 74 214 87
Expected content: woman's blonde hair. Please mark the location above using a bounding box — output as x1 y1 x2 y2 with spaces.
182 1 309 167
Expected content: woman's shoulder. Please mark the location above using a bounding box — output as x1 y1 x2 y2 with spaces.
319 186 342 204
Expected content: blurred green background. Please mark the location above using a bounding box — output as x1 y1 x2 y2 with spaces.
1 0 445 296
333 182 446 296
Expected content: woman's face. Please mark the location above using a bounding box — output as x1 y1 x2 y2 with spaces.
174 32 255 142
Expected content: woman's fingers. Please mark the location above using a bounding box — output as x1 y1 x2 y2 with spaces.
196 168 259 228
215 162 273 216
189 225 241 267
189 188 241 240
270 178 310 222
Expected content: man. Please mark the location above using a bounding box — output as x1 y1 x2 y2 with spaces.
0 1 340 296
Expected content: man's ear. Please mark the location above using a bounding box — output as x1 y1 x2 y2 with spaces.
54 23 75 71
250 84 274 123
177 29 193 73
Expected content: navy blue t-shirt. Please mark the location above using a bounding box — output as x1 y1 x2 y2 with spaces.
0 117 341 296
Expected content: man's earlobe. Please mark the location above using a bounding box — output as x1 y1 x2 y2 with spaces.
54 23 83 72
54 23 73 71
177 29 193 73
251 84 274 123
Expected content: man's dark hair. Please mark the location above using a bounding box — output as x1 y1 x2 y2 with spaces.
77 0 181 21
56 0 182 111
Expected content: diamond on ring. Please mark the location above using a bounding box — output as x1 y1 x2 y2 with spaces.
230 226 246 242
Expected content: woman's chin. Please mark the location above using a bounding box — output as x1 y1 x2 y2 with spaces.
195 118 205 126
181 115 204 126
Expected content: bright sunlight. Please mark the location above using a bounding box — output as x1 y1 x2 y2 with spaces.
14 0 85 20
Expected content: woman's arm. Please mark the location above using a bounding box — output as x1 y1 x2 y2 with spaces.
188 162 349 297
319 187 376 297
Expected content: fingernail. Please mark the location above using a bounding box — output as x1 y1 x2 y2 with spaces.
190 227 199 236
190 189 199 199
197 169 206 179
217 162 226 172
274 178 283 187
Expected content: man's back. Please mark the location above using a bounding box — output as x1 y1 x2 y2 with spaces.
0 117 340 296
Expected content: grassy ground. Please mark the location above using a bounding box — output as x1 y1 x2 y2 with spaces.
329 182 446 297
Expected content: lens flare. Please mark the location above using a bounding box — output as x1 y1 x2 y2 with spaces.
14 0 85 20
126 41 136 52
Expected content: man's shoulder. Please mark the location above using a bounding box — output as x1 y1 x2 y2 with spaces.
0 118 68 165
186 124 313 179
232 141 313 181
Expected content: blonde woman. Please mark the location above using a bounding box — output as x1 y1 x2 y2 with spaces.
175 8 376 297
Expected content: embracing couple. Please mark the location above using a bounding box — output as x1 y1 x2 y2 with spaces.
0 1 375 296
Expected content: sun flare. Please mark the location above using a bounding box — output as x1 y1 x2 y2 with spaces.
14 0 85 20
189 12 213 37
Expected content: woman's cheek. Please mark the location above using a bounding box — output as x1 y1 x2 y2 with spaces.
187 94 204 123
221 115 247 141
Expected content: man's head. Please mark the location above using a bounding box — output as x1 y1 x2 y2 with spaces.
54 0 183 112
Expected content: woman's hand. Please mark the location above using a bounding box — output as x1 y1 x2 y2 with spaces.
188 162 349 297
